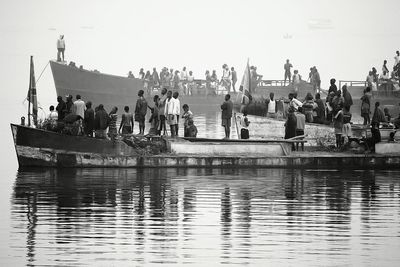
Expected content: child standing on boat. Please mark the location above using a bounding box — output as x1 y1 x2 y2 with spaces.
182 104 194 137
239 111 250 139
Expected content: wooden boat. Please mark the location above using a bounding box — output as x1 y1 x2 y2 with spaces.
50 60 226 110
11 123 302 168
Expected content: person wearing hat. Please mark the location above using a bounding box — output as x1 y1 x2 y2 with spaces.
57 35 65 62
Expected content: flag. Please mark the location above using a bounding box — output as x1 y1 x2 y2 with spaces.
27 56 38 126
239 59 251 93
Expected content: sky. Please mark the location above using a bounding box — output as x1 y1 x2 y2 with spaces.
1 0 400 110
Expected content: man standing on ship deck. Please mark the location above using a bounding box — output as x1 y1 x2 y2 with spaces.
57 35 65 62
284 59 293 85
221 94 233 139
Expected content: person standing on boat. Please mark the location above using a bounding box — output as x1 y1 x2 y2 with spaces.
172 92 181 136
328 78 338 95
292 70 301 93
65 95 74 115
56 35 65 62
119 106 134 135
148 95 160 135
135 90 148 135
295 107 306 151
56 96 67 121
84 101 95 137
333 106 344 148
173 70 181 91
231 67 237 93
371 101 387 150
187 71 195 95
180 67 188 95
211 70 218 94
158 88 168 135
94 104 110 139
284 107 297 151
221 94 233 139
72 95 86 120
312 67 321 94
108 107 118 140
314 93 325 124
165 90 177 137
361 87 372 125
182 104 194 137
152 68 160 90
265 92 277 118
221 64 231 92
342 85 353 111
284 59 293 85
205 70 211 96
138 68 145 80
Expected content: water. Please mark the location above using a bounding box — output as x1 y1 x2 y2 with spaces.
2 103 400 266
6 168 400 266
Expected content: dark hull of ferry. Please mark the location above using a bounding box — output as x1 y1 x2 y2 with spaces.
49 60 225 111
10 123 138 167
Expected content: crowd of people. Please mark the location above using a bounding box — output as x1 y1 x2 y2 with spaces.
43 89 198 139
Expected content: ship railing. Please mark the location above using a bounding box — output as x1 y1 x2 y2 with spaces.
339 79 400 97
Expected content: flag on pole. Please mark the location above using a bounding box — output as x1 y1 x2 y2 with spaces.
239 59 251 93
27 56 38 126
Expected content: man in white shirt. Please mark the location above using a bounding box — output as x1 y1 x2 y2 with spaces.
57 35 65 62
72 95 86 120
165 90 177 136
265 92 277 118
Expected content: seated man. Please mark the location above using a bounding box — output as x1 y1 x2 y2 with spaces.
186 119 198 138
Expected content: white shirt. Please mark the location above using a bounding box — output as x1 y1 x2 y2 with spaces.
290 98 303 110
222 69 231 79
293 74 301 84
173 97 180 115
48 111 58 121
180 70 188 81
72 99 86 119
165 97 175 115
57 38 65 49
267 99 276 113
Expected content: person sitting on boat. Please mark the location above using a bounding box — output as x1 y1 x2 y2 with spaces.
108 107 118 140
119 106 134 135
289 93 302 112
284 107 297 151
186 118 198 138
295 107 306 151
135 90 148 135
84 101 95 137
63 113 82 136
265 92 278 118
45 105 58 131
94 104 110 139
182 104 194 137
302 92 317 123
128 71 135 78
148 95 160 135
239 111 250 139
221 94 233 139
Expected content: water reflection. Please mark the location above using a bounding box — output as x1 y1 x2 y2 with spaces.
10 168 400 266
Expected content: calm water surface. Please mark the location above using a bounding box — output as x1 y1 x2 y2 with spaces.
2 103 400 266
5 168 400 266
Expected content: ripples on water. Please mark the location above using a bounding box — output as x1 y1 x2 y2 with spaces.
8 168 400 266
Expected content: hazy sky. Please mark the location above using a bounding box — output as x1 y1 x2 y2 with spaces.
1 0 400 108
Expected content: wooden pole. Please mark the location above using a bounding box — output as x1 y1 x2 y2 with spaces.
28 56 32 127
